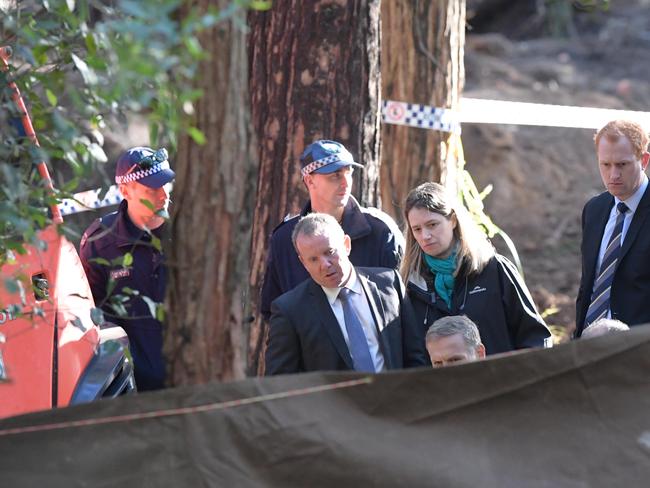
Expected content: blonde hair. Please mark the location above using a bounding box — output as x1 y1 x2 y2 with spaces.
400 182 494 282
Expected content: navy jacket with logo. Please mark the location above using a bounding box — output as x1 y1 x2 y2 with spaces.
407 254 551 356
260 196 405 320
79 200 166 391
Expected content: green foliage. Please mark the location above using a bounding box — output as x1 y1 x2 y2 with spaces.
545 0 576 38
545 0 611 38
186 126 206 145
572 0 610 12
459 169 525 277
0 0 264 268
454 134 524 277
90 306 104 326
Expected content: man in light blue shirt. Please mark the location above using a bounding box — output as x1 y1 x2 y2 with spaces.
265 213 427 374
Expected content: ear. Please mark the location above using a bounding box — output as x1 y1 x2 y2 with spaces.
451 212 458 230
343 234 352 256
303 174 313 190
295 238 305 266
642 152 650 170
118 183 130 199
476 343 486 359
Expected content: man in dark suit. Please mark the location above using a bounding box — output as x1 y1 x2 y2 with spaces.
265 213 427 374
576 120 650 337
260 140 404 321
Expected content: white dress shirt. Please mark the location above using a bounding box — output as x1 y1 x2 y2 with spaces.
320 270 385 372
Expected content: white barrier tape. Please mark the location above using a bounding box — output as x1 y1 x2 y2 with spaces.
58 185 123 216
56 99 650 217
459 97 650 130
382 100 461 134
383 97 650 132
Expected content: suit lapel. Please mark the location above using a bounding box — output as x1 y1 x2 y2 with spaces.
585 195 613 285
357 273 384 329
357 271 394 369
620 184 650 261
307 280 353 369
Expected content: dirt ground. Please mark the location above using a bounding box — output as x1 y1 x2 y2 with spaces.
462 0 650 337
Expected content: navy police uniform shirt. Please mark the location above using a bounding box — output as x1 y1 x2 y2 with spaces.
260 196 405 319
79 200 167 391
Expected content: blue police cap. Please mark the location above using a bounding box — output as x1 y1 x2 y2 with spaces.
299 140 363 177
115 146 175 188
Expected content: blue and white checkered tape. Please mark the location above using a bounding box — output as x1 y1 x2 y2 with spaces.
58 185 123 216
382 100 461 134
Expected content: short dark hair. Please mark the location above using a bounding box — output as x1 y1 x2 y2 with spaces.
425 315 482 349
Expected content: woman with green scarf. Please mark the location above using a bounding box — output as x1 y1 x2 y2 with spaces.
400 182 551 360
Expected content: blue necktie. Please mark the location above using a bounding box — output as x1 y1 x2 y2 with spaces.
338 288 375 373
585 202 629 326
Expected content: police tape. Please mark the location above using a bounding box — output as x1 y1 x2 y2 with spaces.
58 185 123 216
382 100 462 133
58 99 650 216
383 97 650 131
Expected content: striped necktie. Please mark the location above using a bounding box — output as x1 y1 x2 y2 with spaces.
338 288 375 373
585 202 629 326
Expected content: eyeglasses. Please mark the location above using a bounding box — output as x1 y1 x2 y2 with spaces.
125 148 168 175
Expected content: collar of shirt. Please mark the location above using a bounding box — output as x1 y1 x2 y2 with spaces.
320 268 386 372
321 268 361 304
615 173 648 213
594 173 649 315
117 200 166 248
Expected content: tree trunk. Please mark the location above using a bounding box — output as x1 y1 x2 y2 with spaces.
247 0 381 374
380 0 465 225
165 1 256 385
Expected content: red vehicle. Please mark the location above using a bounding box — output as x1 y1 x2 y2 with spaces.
0 46 135 419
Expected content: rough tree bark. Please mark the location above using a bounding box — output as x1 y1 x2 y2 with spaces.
380 0 465 225
247 0 382 374
165 1 256 385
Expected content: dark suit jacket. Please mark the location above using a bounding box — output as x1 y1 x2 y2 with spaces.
265 267 428 375
576 186 650 336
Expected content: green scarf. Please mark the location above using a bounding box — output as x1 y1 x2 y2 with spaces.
423 249 457 308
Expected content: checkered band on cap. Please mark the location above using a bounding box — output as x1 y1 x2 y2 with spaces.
115 161 171 184
300 155 343 177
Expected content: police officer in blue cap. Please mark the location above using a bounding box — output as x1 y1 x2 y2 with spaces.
80 146 175 391
260 140 405 321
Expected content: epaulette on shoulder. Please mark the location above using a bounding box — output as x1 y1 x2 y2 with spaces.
80 211 119 248
272 212 300 234
80 219 102 249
